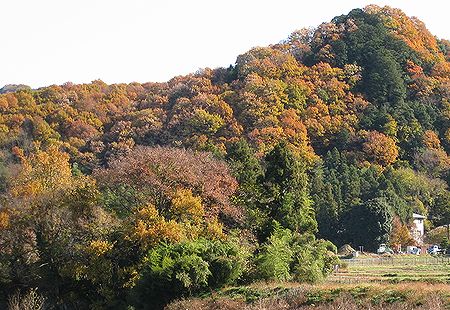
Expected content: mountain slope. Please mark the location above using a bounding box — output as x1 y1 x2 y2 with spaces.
0 5 449 309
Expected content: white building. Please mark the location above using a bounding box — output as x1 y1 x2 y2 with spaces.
411 213 426 245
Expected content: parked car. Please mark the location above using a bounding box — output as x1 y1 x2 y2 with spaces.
406 246 421 255
427 244 443 255
377 243 394 254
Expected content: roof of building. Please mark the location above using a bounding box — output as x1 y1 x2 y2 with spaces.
413 213 426 219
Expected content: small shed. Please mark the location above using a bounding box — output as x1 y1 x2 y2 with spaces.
411 213 426 244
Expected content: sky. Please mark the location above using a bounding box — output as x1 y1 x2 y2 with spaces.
1 0 449 88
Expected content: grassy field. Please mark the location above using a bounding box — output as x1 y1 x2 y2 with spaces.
330 256 450 284
166 256 450 309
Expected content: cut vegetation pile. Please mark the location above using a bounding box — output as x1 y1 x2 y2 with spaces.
338 244 356 257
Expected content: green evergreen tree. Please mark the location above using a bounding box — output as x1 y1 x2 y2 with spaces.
226 139 262 186
225 139 265 232
343 198 394 251
430 192 450 227
262 142 317 235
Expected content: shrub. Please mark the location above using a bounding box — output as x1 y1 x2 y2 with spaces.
254 224 339 284
131 237 248 308
292 238 338 283
255 225 294 281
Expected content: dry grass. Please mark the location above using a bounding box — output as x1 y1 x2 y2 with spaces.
166 294 447 310
165 283 450 310
165 298 244 310
246 293 446 310
7 288 46 310
314 282 450 295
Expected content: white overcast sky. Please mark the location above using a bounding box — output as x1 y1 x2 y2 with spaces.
1 0 449 88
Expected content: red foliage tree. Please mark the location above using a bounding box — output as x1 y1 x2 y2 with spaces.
95 146 241 222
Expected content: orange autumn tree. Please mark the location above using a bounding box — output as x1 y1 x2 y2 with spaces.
361 130 399 166
390 217 416 249
414 130 450 178
9 144 74 200
130 203 184 248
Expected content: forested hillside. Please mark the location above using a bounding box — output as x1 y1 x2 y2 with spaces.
0 5 449 309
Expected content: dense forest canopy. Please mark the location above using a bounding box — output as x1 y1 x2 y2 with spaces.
0 5 449 309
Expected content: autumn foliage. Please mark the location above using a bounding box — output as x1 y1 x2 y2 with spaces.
0 4 449 309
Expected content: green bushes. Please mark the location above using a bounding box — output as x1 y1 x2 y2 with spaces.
255 224 339 283
292 239 338 283
256 225 294 281
131 237 249 308
131 227 339 308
